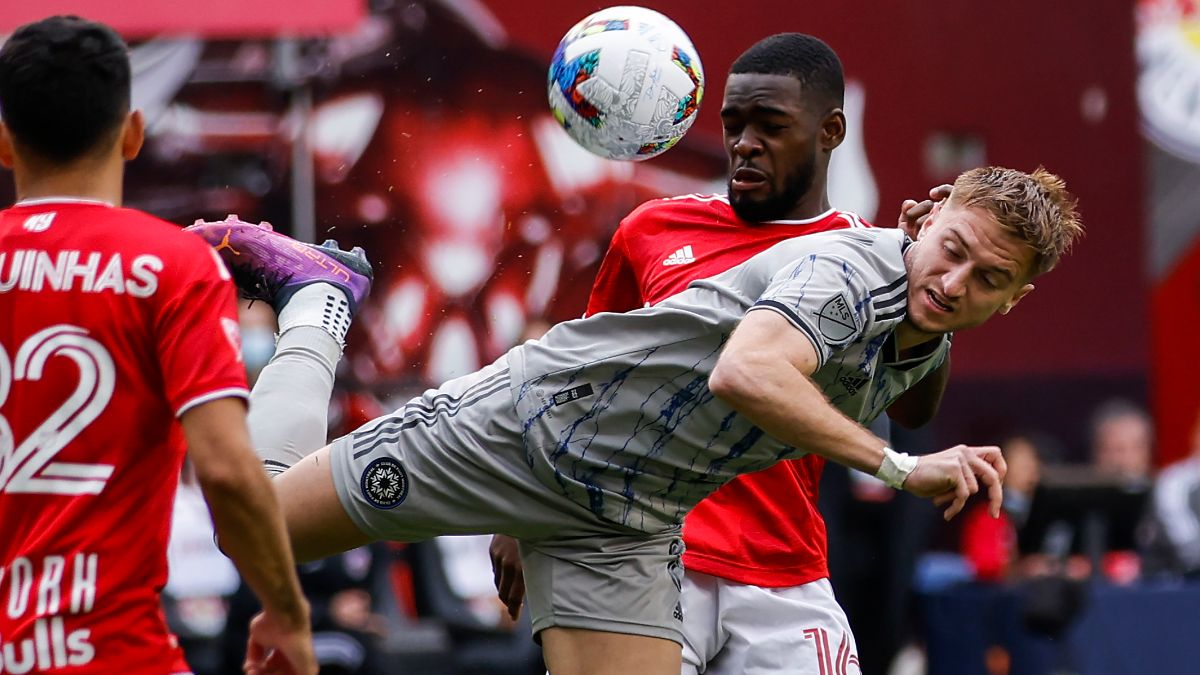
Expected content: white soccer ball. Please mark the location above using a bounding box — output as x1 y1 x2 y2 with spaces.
547 6 704 161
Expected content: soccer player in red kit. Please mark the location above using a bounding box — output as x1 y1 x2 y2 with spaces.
491 34 949 674
0 16 316 674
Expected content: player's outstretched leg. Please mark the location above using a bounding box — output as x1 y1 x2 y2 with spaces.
187 216 373 475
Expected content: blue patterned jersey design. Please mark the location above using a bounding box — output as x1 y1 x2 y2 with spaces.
507 228 949 533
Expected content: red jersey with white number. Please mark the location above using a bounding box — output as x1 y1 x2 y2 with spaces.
587 193 869 588
0 199 248 673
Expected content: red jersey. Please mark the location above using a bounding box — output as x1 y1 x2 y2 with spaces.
0 200 248 673
587 193 869 588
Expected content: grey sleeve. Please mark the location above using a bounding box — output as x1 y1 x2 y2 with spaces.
747 253 874 368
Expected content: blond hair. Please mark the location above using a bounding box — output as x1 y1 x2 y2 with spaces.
948 166 1083 276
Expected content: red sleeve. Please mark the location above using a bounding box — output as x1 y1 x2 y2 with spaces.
585 222 644 316
959 505 1015 582
155 241 249 416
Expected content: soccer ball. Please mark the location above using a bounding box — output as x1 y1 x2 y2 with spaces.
547 6 704 161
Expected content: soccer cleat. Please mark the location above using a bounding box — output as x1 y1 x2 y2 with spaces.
186 215 373 315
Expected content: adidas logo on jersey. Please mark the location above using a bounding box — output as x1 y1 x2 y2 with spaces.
22 212 56 232
663 245 696 266
840 375 869 395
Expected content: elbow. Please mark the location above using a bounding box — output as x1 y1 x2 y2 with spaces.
192 447 263 497
193 464 245 498
709 353 759 408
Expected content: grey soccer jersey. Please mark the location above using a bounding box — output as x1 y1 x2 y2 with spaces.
507 227 949 533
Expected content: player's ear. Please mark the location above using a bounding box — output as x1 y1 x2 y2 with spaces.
0 122 14 169
820 108 845 152
121 110 145 161
999 283 1034 315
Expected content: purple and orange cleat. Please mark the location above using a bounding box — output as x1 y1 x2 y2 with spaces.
186 215 373 314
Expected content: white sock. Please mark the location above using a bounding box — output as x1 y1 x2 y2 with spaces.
277 283 353 345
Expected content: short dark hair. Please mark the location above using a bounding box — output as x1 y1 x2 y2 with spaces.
730 33 844 110
0 16 131 163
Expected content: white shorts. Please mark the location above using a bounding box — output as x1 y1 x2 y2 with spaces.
680 570 860 675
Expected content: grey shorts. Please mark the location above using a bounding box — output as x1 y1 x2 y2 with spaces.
330 357 687 644
520 530 684 644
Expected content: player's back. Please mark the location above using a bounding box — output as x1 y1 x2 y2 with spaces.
0 199 247 673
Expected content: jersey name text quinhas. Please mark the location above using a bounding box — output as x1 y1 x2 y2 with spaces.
0 249 162 295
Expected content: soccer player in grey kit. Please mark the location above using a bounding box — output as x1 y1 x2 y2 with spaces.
189 164 1081 675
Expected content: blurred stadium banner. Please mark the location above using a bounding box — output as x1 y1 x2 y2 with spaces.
1139 0 1200 464
0 0 364 37
0 0 364 243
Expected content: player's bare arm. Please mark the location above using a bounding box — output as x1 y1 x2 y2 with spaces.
709 310 1004 519
490 533 527 620
181 397 317 674
710 311 888 473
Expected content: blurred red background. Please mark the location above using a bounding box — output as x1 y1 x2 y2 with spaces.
0 1 1162 461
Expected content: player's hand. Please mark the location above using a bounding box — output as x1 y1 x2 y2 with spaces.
902 444 1006 521
243 608 317 675
490 534 526 621
897 184 953 239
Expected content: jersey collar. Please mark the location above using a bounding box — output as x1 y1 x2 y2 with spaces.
14 197 114 208
761 207 838 225
714 193 840 225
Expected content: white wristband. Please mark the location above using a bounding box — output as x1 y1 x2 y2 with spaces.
875 447 918 489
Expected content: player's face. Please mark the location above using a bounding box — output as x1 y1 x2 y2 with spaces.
721 73 822 222
904 202 1036 334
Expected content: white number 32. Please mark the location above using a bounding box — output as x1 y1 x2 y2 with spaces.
0 325 115 496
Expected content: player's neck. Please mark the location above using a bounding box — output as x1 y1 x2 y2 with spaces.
894 321 941 355
894 246 942 352
12 154 123 207
780 188 831 221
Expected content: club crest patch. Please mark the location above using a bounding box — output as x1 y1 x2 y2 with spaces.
361 458 409 509
815 294 860 344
